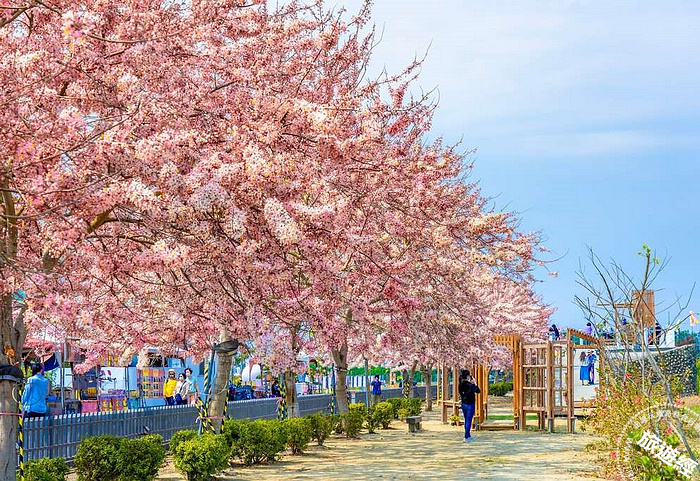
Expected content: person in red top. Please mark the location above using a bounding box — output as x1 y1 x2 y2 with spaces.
458 370 480 442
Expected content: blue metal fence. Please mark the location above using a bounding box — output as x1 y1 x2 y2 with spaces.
23 386 437 462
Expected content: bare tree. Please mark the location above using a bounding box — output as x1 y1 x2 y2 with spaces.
575 245 696 459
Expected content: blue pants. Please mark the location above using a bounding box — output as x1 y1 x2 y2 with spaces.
462 403 475 438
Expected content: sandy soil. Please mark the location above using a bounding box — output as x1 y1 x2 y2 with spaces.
155 402 605 481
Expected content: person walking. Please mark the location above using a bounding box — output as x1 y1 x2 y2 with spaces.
22 364 49 419
163 368 177 406
579 351 590 385
185 367 199 404
370 375 382 407
587 351 597 385
458 369 480 442
174 373 190 405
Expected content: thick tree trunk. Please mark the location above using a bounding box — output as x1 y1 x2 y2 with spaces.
402 362 418 398
423 363 433 411
0 294 25 481
332 343 349 413
208 329 238 432
0 381 18 481
284 368 299 417
208 354 232 432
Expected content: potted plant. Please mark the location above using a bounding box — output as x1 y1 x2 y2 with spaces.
449 414 462 426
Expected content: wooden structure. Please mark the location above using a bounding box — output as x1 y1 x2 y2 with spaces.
439 333 584 433
519 340 573 432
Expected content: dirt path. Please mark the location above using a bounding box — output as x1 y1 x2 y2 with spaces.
157 408 604 481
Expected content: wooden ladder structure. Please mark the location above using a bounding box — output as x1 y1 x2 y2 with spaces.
438 334 576 433
519 340 574 432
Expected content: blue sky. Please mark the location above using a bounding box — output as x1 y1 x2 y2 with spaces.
341 1 700 329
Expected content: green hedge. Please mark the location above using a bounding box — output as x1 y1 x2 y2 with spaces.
373 402 394 429
306 413 333 445
24 458 69 481
170 430 197 453
490 381 514 396
74 434 166 481
221 419 250 449
402 398 422 416
365 406 380 433
284 417 313 454
348 402 367 416
386 398 403 419
230 419 288 466
343 409 364 438
330 413 343 434
116 435 165 481
74 435 122 481
385 397 422 419
173 434 229 481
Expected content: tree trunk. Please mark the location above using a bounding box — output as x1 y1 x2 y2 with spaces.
208 330 236 432
401 369 410 397
208 355 232 433
0 292 25 481
284 368 299 417
423 363 433 411
0 381 18 481
402 362 418 398
332 343 349 413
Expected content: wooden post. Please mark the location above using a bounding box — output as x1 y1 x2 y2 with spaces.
513 336 521 429
519 344 525 431
546 341 554 433
452 367 460 419
567 340 574 433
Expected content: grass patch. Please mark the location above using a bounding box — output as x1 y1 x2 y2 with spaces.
487 414 538 421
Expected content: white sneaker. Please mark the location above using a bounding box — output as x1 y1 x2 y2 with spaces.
462 437 469 443
465 437 474 443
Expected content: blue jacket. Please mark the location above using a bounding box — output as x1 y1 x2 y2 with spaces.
22 373 49 414
371 380 382 395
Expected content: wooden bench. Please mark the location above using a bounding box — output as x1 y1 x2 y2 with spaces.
407 415 422 433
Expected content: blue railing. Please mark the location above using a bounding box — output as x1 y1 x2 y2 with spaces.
23 386 436 462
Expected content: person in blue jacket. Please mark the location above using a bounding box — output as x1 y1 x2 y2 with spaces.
22 364 49 419
370 375 382 407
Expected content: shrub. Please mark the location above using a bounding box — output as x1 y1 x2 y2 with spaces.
343 409 364 438
584 368 683 448
490 381 514 396
348 403 367 417
402 398 422 417
231 419 288 466
173 434 229 481
24 457 69 481
284 417 313 454
221 419 250 448
365 407 380 434
627 427 682 480
397 408 409 421
373 402 394 429
582 368 685 477
74 435 122 481
306 413 333 445
330 413 344 434
386 398 403 419
117 435 166 481
170 430 197 453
